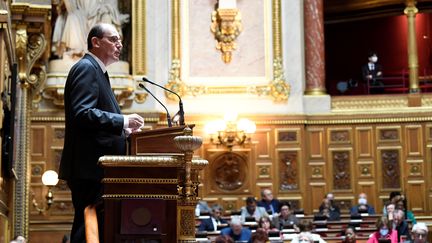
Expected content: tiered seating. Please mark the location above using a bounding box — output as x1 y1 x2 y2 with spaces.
195 214 380 242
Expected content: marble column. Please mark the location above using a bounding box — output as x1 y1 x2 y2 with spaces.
404 0 420 93
304 0 327 95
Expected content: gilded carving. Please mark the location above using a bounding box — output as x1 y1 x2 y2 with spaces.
178 208 195 238
330 130 350 143
258 165 270 179
334 200 352 211
360 165 371 177
279 151 299 191
332 151 351 190
312 166 322 178
409 164 421 176
278 131 297 142
211 152 247 191
380 129 399 140
381 150 401 189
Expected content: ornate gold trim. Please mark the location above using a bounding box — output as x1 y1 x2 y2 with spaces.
132 0 146 75
102 178 178 184
102 194 178 200
166 0 290 101
98 155 208 168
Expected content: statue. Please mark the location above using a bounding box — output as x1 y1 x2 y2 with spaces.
51 0 129 60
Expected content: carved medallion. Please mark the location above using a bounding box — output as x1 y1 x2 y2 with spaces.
332 151 351 190
279 151 299 191
211 152 247 191
381 150 401 189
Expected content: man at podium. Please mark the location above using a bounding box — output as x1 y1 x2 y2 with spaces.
59 23 144 242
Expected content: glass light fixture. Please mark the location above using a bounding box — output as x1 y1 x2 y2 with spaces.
32 170 59 214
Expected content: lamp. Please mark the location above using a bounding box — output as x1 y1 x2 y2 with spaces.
210 0 242 63
205 112 256 150
32 170 59 214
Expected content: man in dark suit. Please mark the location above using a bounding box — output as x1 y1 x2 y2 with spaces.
257 188 280 215
362 51 384 94
198 204 228 232
393 209 411 242
59 23 144 242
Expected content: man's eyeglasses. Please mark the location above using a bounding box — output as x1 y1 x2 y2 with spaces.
103 35 122 44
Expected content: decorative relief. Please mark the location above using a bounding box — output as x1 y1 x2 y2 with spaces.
211 152 247 191
330 130 350 143
381 150 401 189
331 96 407 110
360 165 371 177
178 208 195 237
379 129 399 141
409 163 421 176
334 200 352 212
278 131 297 143
52 200 74 215
53 127 65 140
31 164 43 177
257 165 270 179
332 151 351 190
279 151 299 191
311 166 323 178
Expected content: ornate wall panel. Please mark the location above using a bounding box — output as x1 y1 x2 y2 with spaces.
276 149 300 192
307 128 325 160
254 128 272 159
330 149 352 191
405 125 423 157
355 127 374 158
379 148 402 190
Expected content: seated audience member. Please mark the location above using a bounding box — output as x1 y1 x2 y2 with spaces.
395 197 417 225
292 232 315 243
393 209 411 242
367 217 398 243
240 197 268 223
319 198 340 221
272 201 299 230
220 216 252 242
198 204 228 232
342 227 357 243
350 192 376 215
386 203 396 221
257 216 279 234
289 219 326 243
250 228 270 243
257 188 280 215
411 222 428 243
214 235 234 243
383 191 401 215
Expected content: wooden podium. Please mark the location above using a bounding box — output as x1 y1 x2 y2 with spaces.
99 126 207 243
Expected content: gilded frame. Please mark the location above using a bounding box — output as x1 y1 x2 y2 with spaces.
165 0 290 102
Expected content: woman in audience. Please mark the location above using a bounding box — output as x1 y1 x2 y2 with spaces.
395 197 416 224
367 217 398 243
383 191 401 215
257 216 278 234
386 203 395 221
342 226 357 243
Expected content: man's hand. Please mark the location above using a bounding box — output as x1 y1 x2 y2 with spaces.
124 113 144 131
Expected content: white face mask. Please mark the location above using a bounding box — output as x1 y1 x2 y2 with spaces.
358 198 367 205
370 56 378 63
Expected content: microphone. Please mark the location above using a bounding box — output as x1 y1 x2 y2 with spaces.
137 83 172 127
142 77 185 126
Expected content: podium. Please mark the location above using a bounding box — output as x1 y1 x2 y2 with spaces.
99 126 207 242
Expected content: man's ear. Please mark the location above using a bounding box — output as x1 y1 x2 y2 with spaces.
91 37 100 48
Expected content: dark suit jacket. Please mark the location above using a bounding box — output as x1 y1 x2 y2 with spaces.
59 54 125 182
257 199 280 214
198 217 228 231
361 63 383 83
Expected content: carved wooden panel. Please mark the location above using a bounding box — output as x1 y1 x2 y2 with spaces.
405 125 423 157
377 126 400 142
256 163 271 179
328 128 351 145
276 128 299 144
310 183 326 213
31 126 46 157
357 161 373 178
221 197 240 212
331 150 351 190
356 127 373 158
30 161 46 185
254 129 271 159
277 150 299 191
209 152 248 193
310 162 324 179
380 149 401 189
334 199 352 212
407 160 423 177
406 181 425 213
307 128 324 160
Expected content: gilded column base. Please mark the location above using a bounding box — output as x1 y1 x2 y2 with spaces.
304 88 327 96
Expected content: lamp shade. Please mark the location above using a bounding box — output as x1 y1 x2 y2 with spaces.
41 170 59 186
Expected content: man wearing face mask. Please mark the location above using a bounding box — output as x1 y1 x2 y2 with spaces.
362 51 384 94
350 193 376 215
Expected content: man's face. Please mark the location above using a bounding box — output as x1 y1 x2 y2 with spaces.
327 193 334 201
95 25 123 66
247 202 256 214
393 212 403 226
263 190 273 202
280 205 291 217
212 209 221 219
232 224 242 235
413 229 427 243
